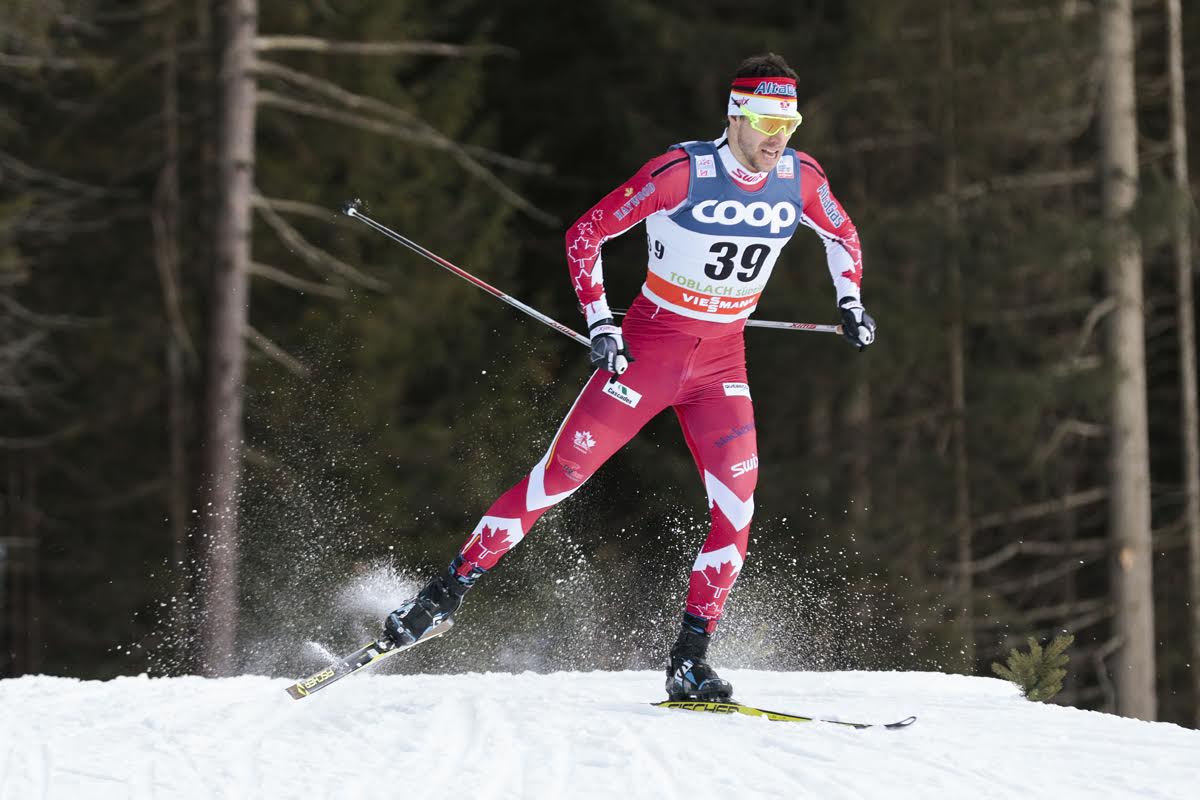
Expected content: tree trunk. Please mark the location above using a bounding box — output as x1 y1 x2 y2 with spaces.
942 0 974 673
1164 0 1200 727
199 0 257 676
1098 0 1156 721
152 0 195 659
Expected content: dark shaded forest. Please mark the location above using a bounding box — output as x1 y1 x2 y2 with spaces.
2 0 1198 726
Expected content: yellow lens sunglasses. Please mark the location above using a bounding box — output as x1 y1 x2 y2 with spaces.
741 108 803 137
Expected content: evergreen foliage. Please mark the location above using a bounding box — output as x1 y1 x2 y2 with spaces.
1 0 1198 723
992 634 1075 703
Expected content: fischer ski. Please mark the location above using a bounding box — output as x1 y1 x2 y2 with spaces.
652 700 917 730
284 620 453 700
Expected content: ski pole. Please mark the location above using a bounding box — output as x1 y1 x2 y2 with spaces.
610 308 842 335
343 201 842 341
342 200 590 347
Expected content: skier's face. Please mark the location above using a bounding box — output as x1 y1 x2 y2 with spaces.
728 116 793 173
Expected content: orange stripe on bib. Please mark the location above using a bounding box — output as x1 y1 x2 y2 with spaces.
644 271 762 317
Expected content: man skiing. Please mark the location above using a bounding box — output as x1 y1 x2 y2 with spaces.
383 53 875 702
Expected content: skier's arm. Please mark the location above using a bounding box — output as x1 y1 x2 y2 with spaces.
795 153 863 303
795 153 874 349
566 151 691 328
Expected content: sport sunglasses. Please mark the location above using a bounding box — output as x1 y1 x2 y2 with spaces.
741 108 803 137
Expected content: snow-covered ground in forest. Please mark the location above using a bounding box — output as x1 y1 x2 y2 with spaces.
2 667 1197 799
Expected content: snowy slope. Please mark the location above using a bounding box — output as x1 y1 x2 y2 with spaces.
2 669 1197 800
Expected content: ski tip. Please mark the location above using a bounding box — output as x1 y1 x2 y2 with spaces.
284 682 310 701
884 715 918 729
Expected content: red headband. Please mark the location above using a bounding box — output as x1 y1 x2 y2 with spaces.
728 76 800 118
730 76 798 100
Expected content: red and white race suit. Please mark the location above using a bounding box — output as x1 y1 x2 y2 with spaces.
454 133 864 632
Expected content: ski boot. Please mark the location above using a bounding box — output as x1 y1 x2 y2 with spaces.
384 557 481 646
664 614 734 702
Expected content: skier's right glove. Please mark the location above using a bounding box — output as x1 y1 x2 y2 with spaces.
588 318 633 376
838 297 876 351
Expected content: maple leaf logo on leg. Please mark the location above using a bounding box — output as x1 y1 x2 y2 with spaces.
686 600 723 619
464 516 525 563
699 559 740 600
690 544 744 603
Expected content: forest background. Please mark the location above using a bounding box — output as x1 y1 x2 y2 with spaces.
3 0 1199 726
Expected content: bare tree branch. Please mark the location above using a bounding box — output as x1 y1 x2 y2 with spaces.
252 58 552 176
957 165 1096 202
975 297 1098 325
1033 419 1106 465
248 261 346 298
253 37 517 59
152 186 197 365
256 91 558 225
0 422 90 450
250 196 354 226
1017 598 1110 625
252 191 390 291
1049 354 1103 377
0 294 91 328
989 553 1105 595
1075 297 1117 357
972 487 1109 534
245 323 309 379
964 535 1109 575
0 331 48 362
0 151 110 196
0 53 106 71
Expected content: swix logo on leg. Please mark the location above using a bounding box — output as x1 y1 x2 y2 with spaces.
691 200 796 234
464 516 524 562
731 453 759 478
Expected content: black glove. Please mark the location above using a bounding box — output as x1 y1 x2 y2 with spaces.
588 318 633 376
838 297 876 351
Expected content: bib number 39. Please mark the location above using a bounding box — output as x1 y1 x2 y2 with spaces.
704 242 770 282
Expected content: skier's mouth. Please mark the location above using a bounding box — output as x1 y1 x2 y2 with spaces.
760 147 780 163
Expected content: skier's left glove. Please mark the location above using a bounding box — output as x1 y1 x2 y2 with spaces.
838 297 876 351
588 318 633 376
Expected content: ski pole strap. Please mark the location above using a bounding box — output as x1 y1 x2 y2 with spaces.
343 202 590 347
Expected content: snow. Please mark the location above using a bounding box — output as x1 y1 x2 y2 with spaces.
2 669 1197 799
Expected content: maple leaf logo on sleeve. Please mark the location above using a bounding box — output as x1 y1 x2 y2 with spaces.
567 235 600 267
568 230 604 293
841 262 863 288
839 230 864 288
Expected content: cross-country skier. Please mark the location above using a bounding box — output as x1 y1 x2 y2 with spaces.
383 52 875 701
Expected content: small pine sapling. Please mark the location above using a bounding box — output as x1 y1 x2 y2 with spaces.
992 634 1074 702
